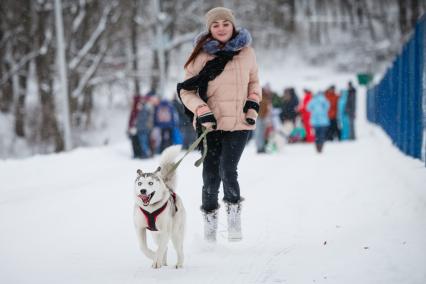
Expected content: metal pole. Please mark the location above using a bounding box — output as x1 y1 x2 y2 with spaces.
54 0 72 150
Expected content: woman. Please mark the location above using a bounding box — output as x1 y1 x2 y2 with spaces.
178 7 261 242
307 91 330 153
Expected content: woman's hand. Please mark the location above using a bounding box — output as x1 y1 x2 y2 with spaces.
245 108 258 125
243 94 260 125
196 104 217 130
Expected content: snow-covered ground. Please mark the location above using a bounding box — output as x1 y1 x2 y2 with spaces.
1 84 426 284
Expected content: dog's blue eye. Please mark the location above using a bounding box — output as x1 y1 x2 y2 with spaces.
148 181 153 186
138 182 142 186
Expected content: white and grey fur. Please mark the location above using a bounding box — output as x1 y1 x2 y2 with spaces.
133 145 186 269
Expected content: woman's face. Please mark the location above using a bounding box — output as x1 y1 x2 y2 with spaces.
210 19 233 43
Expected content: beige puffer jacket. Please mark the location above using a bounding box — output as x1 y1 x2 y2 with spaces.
180 46 261 131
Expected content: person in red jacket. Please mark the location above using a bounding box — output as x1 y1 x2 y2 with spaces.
127 95 143 158
299 89 315 142
325 85 341 141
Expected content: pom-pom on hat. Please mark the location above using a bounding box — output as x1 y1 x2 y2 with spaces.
205 7 236 30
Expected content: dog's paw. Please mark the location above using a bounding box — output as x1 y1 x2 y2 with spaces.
152 261 162 269
175 263 183 269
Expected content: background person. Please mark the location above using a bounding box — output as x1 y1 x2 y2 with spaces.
308 91 330 153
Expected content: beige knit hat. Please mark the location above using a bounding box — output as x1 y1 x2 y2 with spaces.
205 7 236 30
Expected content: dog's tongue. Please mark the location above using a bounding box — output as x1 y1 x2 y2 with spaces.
139 194 150 204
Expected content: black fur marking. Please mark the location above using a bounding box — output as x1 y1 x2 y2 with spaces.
136 172 161 182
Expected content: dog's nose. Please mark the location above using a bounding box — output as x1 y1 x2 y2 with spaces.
140 189 147 195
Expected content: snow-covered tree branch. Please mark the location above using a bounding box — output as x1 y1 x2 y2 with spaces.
68 2 115 71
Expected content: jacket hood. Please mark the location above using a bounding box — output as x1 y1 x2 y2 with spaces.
193 28 252 55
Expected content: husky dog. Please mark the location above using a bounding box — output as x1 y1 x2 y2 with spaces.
133 145 186 269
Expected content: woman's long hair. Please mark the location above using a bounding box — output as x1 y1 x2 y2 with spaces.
184 33 211 69
184 28 238 69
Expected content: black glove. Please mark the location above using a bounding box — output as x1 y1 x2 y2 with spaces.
243 95 260 125
196 105 217 129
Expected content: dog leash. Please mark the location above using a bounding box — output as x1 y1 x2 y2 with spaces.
167 127 212 175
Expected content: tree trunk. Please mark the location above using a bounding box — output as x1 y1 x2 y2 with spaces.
411 0 420 28
0 62 13 113
150 50 159 92
398 0 409 35
321 0 330 43
340 0 348 31
307 1 318 44
378 0 392 40
14 74 27 137
316 0 326 45
69 73 79 117
355 0 364 25
343 0 354 28
82 85 93 129
363 0 377 41
287 0 296 33
14 0 32 137
35 2 64 152
130 0 141 96
0 4 13 113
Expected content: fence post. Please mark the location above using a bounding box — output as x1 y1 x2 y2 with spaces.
422 15 426 166
396 57 403 151
414 19 423 159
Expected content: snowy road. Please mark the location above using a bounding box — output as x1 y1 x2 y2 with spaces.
1 113 426 284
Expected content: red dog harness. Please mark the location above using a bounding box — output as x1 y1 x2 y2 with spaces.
139 192 177 231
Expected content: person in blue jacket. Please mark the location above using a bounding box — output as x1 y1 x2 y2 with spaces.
136 98 155 158
307 91 330 153
154 99 178 152
338 89 351 140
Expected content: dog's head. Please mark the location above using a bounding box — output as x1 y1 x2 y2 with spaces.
134 167 167 207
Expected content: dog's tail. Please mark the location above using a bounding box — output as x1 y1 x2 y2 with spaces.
159 145 182 191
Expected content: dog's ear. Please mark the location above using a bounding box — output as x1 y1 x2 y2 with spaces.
154 167 161 173
137 169 143 176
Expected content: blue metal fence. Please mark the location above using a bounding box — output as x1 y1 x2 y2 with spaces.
367 14 425 166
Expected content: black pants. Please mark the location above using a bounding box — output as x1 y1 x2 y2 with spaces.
130 134 142 158
160 128 173 152
202 130 250 212
326 118 341 141
349 118 356 140
314 126 328 146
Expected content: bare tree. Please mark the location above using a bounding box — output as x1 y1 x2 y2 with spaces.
363 0 377 41
14 0 32 137
34 0 64 152
129 0 141 96
0 0 420 157
398 0 410 35
411 0 420 27
66 0 117 127
287 0 296 33
0 3 13 113
146 0 201 93
0 1 33 138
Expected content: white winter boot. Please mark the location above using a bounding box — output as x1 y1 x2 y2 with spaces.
226 202 242 241
202 209 218 242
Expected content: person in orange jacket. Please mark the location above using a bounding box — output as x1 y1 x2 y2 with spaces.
325 85 341 141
